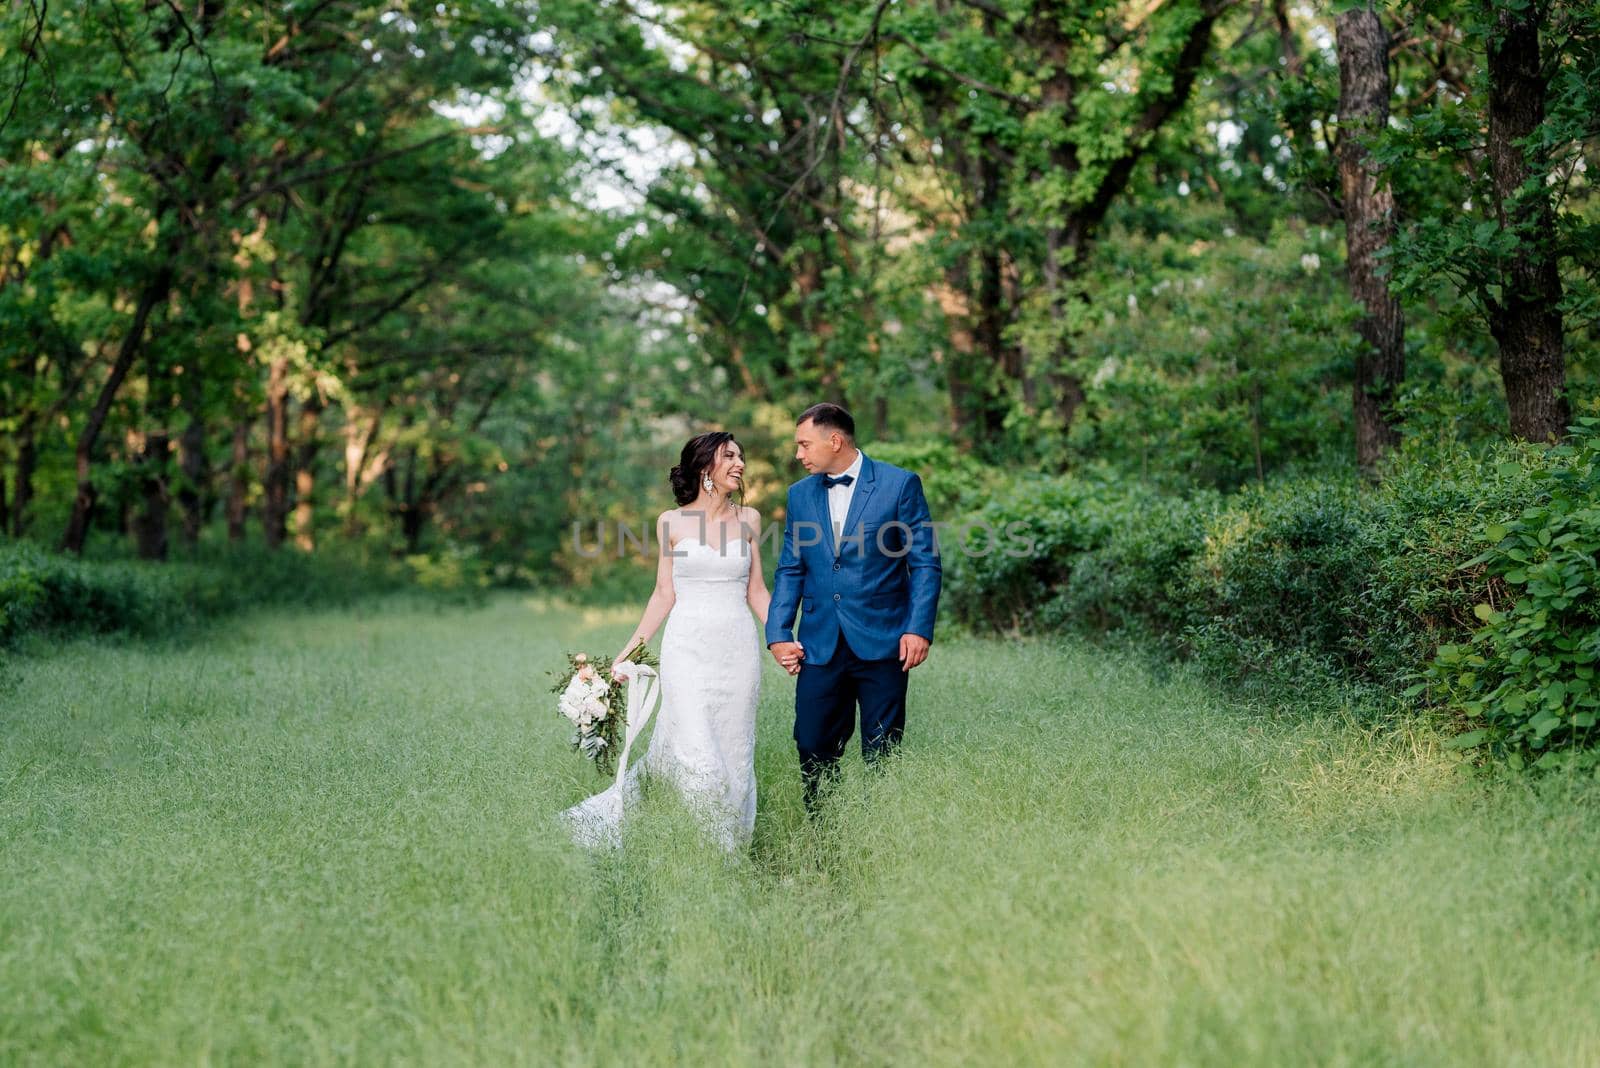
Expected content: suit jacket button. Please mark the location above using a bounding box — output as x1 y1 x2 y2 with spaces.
833 593 841 601
833 561 841 571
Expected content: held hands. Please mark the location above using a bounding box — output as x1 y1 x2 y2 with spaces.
767 637 925 673
899 633 930 673
768 640 805 675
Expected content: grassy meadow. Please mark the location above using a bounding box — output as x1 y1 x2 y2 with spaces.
3 595 1599 1065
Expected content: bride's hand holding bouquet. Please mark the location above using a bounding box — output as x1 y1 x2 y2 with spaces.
550 645 659 778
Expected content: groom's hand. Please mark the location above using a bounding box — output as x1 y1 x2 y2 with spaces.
899 634 930 672
768 641 805 675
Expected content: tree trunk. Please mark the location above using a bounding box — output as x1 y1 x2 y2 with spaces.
9 209 66 537
12 420 35 537
262 356 290 548
131 433 171 560
936 264 982 444
342 402 385 535
966 141 1017 448
132 348 173 561
975 245 1018 425
1335 6 1405 470
794 246 840 395
227 419 249 542
0 407 8 536
292 395 322 551
1034 22 1087 432
1024 0 1226 438
1485 1 1568 441
1041 224 1088 431
62 264 174 554
401 504 427 554
177 361 207 551
395 443 428 553
8 349 38 534
2 370 14 534
912 11 1019 452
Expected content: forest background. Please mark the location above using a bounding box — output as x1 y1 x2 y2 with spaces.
3 0 1598 768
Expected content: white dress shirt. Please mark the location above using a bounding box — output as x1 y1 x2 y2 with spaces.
826 449 865 552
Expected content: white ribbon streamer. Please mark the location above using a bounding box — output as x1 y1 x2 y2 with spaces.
560 660 662 849
609 660 661 793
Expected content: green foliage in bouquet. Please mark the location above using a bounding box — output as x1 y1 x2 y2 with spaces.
549 646 660 778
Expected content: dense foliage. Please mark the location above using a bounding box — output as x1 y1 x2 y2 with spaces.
4 1 1599 766
942 433 1597 730
1425 420 1600 770
0 539 421 648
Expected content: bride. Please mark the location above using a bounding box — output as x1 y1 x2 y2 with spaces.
560 431 775 852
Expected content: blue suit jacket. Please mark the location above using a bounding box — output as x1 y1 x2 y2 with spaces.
764 453 942 665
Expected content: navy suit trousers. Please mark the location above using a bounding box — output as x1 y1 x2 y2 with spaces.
793 630 909 809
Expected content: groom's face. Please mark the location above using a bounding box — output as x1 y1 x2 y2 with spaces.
794 419 842 474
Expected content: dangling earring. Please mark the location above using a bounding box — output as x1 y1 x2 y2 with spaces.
702 474 714 492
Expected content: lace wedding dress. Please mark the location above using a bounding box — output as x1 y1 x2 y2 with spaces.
561 535 761 852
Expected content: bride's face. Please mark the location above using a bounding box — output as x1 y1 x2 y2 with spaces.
708 440 745 495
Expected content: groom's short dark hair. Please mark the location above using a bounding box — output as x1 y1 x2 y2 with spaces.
798 402 854 441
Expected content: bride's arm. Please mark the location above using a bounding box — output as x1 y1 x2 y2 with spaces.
743 505 772 627
614 512 677 664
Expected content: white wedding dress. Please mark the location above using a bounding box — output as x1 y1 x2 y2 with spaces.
561 535 761 852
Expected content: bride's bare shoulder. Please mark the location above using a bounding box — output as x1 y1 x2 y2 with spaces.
654 509 679 547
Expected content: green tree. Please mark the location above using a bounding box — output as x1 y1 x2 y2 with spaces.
1379 0 1600 441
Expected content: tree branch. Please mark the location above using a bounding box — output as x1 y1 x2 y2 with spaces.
230 126 498 211
0 0 49 138
880 31 1032 107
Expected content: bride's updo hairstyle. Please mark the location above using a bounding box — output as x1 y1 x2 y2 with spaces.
669 431 740 506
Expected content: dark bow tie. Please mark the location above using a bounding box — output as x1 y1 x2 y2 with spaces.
822 473 855 489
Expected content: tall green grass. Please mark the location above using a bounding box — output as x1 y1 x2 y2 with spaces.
3 595 1598 1064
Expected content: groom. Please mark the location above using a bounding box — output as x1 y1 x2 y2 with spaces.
765 403 942 811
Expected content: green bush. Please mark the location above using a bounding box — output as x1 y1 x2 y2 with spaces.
1054 488 1219 644
1354 440 1551 683
0 546 165 643
943 475 1125 632
0 541 415 648
403 544 494 601
944 435 1579 758
1177 618 1350 703
1423 421 1600 772
868 440 993 518
1182 479 1370 674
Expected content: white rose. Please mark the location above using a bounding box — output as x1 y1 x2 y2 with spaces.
558 676 590 723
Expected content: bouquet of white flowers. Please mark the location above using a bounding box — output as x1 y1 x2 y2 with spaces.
550 648 658 777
